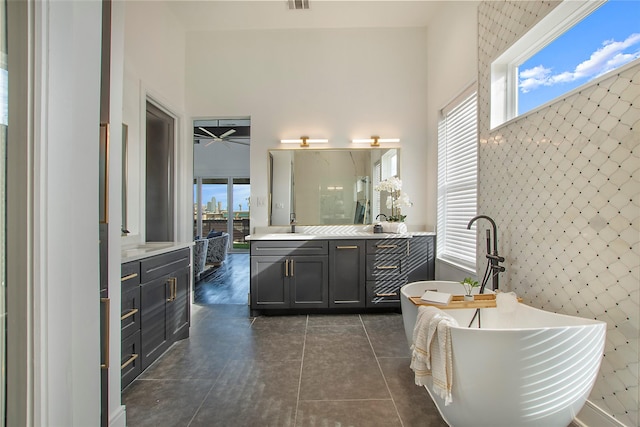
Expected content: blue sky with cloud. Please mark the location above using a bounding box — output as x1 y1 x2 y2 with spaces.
518 0 640 114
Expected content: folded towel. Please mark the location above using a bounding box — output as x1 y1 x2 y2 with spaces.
410 305 458 405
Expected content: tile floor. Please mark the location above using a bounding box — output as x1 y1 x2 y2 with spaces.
122 303 448 426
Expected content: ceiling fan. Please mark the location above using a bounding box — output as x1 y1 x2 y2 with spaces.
194 126 250 147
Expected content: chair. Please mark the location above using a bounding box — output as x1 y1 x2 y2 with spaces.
206 232 229 267
193 238 209 281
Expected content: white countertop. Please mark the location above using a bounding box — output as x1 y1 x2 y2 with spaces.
245 231 434 241
121 241 193 263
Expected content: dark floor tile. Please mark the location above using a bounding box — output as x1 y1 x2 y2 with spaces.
189 314 253 337
378 357 448 427
304 324 374 361
361 313 412 358
295 400 402 427
235 330 306 361
192 302 252 319
307 314 363 327
251 314 308 333
189 359 300 427
138 340 230 380
299 357 390 401
122 379 213 427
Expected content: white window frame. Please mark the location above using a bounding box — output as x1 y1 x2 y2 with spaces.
437 84 478 271
491 0 604 129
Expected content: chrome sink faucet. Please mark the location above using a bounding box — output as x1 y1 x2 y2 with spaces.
290 213 297 233
467 215 505 291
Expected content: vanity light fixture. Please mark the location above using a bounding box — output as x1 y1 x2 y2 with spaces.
280 136 328 147
352 136 400 147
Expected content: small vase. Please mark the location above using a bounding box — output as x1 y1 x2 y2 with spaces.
463 294 474 302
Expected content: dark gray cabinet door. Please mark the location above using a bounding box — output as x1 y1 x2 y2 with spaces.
289 255 328 308
329 241 365 308
407 235 436 282
168 265 190 342
140 275 170 370
251 256 289 309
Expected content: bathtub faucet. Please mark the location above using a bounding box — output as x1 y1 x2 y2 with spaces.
467 215 505 291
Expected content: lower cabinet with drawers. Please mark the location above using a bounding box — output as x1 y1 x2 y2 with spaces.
366 239 408 307
250 235 435 313
120 248 191 389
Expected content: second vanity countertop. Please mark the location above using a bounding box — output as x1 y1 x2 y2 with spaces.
121 241 194 263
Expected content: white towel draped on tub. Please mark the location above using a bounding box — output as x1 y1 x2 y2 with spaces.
410 305 458 405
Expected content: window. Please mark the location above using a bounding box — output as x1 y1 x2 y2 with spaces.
491 0 640 128
193 177 250 251
437 86 478 270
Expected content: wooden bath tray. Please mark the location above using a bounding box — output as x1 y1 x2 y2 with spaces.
409 294 522 309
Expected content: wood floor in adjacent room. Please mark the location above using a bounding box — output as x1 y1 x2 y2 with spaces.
122 253 447 427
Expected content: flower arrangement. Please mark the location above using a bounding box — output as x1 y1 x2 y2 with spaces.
374 176 413 222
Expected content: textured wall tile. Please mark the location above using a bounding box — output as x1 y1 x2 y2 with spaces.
478 2 639 425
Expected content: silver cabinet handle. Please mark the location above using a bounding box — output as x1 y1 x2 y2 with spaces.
376 265 399 270
337 245 358 249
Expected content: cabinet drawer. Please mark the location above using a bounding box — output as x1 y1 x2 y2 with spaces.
366 254 405 280
250 240 328 256
366 239 408 254
121 286 141 339
140 248 190 282
366 281 401 306
121 329 141 390
121 261 141 294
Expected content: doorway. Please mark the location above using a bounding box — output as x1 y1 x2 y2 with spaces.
146 101 175 242
192 118 250 305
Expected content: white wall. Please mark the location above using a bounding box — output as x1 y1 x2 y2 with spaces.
185 27 429 232
122 1 190 245
424 2 479 280
6 0 103 424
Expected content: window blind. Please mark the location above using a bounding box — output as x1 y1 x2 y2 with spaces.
437 86 478 270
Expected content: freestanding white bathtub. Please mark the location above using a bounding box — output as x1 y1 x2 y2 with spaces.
400 281 606 427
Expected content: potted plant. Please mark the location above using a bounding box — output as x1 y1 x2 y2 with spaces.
460 277 479 301
373 176 413 222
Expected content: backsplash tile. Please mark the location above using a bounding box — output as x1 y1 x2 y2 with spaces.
478 2 639 426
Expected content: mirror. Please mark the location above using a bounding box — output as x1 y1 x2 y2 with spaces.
269 148 399 226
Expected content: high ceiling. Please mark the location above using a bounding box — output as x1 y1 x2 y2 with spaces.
166 0 444 32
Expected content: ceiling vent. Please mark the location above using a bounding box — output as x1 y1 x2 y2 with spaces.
288 0 309 10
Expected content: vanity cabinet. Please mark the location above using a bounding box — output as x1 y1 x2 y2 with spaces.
121 261 141 389
365 239 408 307
250 234 433 313
250 240 329 310
407 234 436 282
121 247 191 387
329 240 366 308
139 248 190 370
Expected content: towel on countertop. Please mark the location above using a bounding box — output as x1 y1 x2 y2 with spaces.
410 305 458 405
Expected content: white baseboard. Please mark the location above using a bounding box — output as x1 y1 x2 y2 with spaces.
573 400 626 427
109 405 127 427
